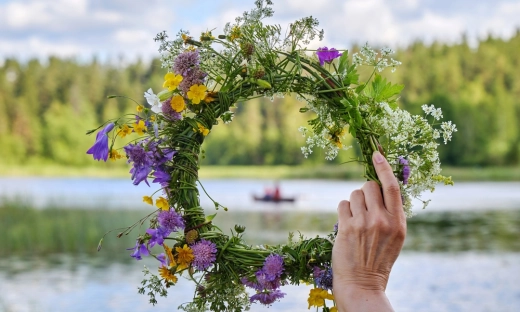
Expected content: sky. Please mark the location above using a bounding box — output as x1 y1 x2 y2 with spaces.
0 0 519 63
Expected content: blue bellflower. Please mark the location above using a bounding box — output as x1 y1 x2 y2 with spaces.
86 123 115 161
128 240 149 260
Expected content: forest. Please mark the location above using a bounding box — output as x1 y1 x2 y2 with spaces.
0 32 519 168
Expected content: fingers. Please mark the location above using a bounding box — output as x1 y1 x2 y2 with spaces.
349 189 367 216
337 200 352 220
361 181 385 211
372 151 403 215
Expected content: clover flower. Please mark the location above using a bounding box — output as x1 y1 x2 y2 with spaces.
249 289 285 305
173 50 207 94
128 240 149 260
157 208 185 233
86 123 114 161
316 47 342 66
314 266 333 290
161 98 183 120
190 239 217 271
262 254 284 281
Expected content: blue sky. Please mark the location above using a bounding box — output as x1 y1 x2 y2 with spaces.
0 0 519 63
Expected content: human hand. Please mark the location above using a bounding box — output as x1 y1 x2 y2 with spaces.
332 151 406 311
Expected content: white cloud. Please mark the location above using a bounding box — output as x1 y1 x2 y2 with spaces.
0 0 519 62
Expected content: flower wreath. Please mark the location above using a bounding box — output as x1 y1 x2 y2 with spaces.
88 1 456 311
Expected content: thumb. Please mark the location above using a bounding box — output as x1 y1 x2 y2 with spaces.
372 151 402 214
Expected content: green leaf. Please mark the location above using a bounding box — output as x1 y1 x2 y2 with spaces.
343 65 359 86
337 50 349 74
364 74 404 102
355 83 366 93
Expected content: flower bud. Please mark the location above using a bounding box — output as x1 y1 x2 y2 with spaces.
158 90 174 101
255 79 272 89
234 224 246 233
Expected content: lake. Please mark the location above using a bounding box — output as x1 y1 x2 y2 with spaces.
1 178 520 311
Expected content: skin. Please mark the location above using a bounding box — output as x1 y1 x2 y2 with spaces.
332 151 407 312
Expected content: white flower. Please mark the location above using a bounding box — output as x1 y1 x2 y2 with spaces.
431 107 443 120
144 88 162 113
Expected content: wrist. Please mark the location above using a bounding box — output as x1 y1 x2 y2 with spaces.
333 285 393 312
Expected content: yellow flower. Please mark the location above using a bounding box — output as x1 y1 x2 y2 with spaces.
163 244 176 267
136 105 143 112
170 95 186 112
330 307 337 312
142 196 153 205
156 196 169 211
109 149 122 161
229 26 241 41
159 266 178 284
195 122 210 136
175 244 194 267
187 84 207 104
163 73 183 91
181 33 191 43
204 91 217 103
117 124 132 138
133 120 146 136
307 288 334 309
149 115 156 122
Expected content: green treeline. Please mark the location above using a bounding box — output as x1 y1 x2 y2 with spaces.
1 32 519 167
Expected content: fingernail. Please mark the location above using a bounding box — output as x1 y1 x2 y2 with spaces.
373 151 385 164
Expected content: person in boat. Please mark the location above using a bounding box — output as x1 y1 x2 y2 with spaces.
263 186 273 200
273 182 281 201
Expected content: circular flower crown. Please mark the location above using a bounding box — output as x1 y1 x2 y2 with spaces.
88 1 456 310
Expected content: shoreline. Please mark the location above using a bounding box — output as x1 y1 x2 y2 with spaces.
0 164 519 181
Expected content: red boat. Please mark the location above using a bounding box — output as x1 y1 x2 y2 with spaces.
253 195 296 203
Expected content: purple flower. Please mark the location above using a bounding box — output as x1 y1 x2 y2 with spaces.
146 227 169 248
157 209 185 233
173 50 207 94
124 143 154 186
314 266 333 290
161 99 183 121
153 169 171 184
127 240 149 260
249 290 285 305
262 254 284 281
333 222 338 232
398 156 410 185
157 253 169 267
86 123 114 161
316 47 342 66
191 239 217 271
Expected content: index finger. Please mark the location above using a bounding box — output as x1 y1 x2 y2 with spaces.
372 151 403 215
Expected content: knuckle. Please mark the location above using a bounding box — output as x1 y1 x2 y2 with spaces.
385 184 401 197
350 189 364 200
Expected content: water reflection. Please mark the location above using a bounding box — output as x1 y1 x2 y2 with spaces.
212 209 520 252
1 253 519 312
